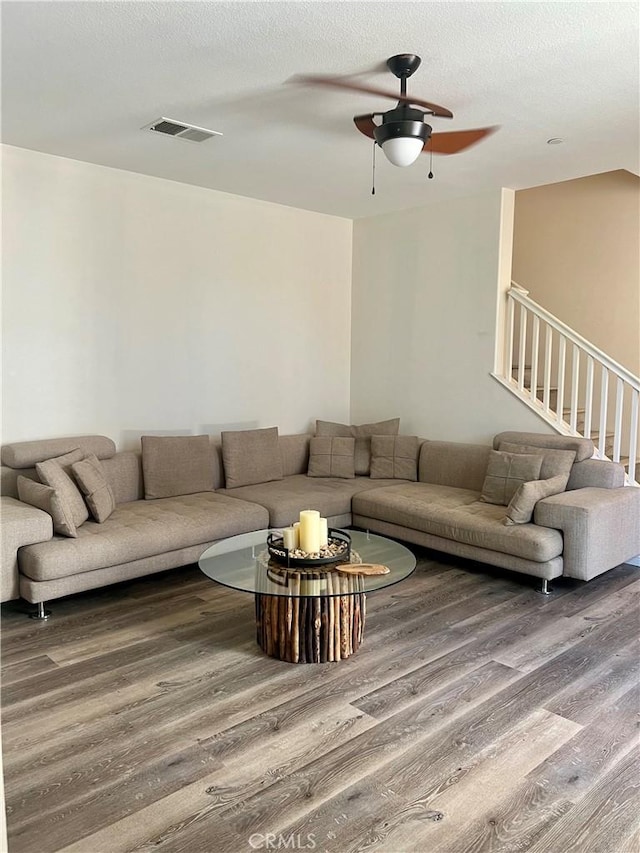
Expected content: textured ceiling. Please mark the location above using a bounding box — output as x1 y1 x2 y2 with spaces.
1 1 638 218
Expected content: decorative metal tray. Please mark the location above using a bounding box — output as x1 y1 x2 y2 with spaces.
267 528 351 567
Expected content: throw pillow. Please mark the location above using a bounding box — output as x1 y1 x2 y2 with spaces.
315 418 400 476
35 449 89 533
498 441 576 486
370 435 419 480
142 435 215 499
221 427 283 489
504 474 568 525
307 436 355 478
71 454 116 522
17 475 78 537
480 450 544 506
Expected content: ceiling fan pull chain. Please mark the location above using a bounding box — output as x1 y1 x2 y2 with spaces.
428 145 434 180
371 141 377 195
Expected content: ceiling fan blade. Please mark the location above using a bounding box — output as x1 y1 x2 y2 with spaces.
292 74 453 118
353 114 377 139
425 127 498 154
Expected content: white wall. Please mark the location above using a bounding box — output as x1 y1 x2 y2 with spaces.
350 189 549 444
1 145 353 447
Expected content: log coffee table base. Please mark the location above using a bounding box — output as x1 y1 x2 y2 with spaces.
255 571 366 663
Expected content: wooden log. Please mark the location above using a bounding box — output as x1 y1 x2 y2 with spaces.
285 596 293 663
291 575 300 664
255 596 262 646
334 591 341 662
278 596 286 660
327 572 335 662
305 589 313 663
313 574 321 664
299 596 307 664
320 594 329 663
340 576 349 660
264 594 273 657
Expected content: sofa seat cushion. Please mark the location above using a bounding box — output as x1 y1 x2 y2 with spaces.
352 483 564 563
18 493 269 582
217 474 408 527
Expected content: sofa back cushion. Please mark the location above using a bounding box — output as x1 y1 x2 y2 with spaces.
142 435 215 499
1 435 116 468
101 452 144 504
279 434 311 477
493 431 593 463
419 441 492 491
221 427 283 489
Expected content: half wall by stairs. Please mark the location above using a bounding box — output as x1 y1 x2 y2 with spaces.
493 283 640 486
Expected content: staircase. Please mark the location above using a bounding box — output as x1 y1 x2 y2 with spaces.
494 283 640 486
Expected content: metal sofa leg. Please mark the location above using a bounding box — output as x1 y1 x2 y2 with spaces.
30 601 51 620
539 579 552 596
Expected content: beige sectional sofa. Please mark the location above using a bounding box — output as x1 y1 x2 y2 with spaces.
1 427 639 616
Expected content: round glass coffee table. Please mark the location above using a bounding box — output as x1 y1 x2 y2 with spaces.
199 529 416 664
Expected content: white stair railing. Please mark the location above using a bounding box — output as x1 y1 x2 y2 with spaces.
494 283 640 486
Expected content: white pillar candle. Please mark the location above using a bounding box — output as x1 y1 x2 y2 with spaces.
319 517 329 548
293 522 301 547
282 527 297 551
299 509 321 554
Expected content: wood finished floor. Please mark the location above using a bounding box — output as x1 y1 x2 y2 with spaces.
1 550 639 853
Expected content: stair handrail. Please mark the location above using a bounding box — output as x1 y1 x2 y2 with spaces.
509 283 640 391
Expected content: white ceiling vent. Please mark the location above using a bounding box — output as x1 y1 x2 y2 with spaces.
142 117 223 143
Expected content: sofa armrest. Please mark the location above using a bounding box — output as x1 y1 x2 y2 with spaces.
534 487 640 581
1 496 53 601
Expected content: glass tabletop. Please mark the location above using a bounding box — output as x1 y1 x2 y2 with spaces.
199 529 416 598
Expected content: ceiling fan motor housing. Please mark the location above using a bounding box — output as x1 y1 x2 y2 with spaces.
373 105 432 149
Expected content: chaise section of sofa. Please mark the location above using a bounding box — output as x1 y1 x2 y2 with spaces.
353 432 640 587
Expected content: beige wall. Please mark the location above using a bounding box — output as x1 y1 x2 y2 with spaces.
350 189 548 445
512 170 640 374
1 145 353 446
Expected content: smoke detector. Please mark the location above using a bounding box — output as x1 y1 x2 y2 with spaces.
142 117 223 143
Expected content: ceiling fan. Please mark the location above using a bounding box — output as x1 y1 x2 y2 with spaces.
294 54 496 168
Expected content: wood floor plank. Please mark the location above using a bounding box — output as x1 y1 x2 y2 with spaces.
2 552 638 853
408 682 640 853
525 746 640 853
303 707 581 853
0 653 59 686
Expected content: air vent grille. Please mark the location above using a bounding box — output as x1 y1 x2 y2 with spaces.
142 117 223 143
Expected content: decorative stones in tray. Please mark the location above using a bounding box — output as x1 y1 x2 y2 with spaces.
267 528 351 567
